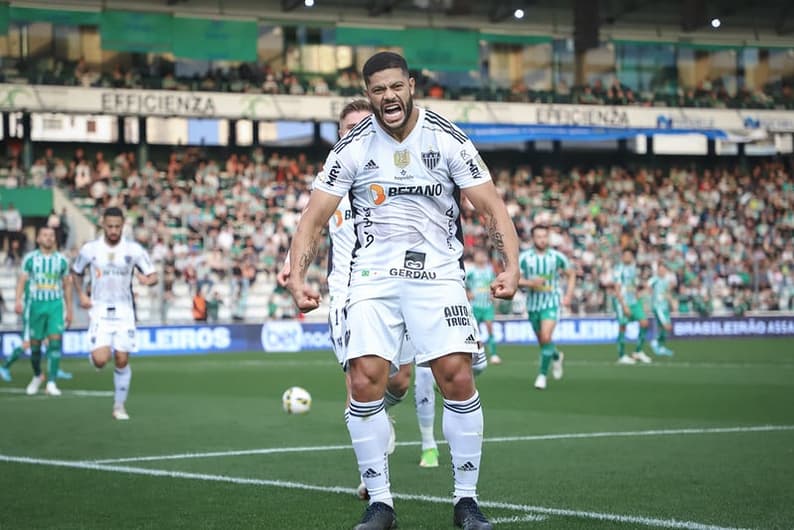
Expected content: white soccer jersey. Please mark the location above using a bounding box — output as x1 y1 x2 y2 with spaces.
72 237 155 316
313 108 491 300
327 192 355 301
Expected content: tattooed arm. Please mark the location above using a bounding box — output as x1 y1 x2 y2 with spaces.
286 189 342 313
462 182 520 299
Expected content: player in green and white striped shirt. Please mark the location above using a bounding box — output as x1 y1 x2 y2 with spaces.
518 226 576 390
649 261 674 356
610 248 652 365
14 227 73 396
465 250 500 364
0 275 73 384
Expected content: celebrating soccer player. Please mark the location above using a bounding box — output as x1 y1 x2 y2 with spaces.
287 51 518 530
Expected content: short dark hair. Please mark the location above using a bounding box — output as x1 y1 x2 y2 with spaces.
362 52 409 85
339 99 372 122
531 225 549 236
103 207 124 219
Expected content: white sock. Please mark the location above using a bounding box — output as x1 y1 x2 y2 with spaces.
113 365 131 407
347 399 392 507
443 391 483 502
414 366 437 450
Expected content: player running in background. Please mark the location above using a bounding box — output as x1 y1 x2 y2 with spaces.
518 226 575 390
466 250 500 365
287 51 518 530
72 207 158 420
649 261 675 356
5 227 73 395
611 248 652 365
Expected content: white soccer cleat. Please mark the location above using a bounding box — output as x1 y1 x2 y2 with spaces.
632 351 653 364
26 375 43 395
387 414 396 455
552 352 564 380
534 374 547 390
45 381 62 396
112 405 130 421
617 355 636 365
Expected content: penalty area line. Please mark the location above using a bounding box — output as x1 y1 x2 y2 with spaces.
91 424 794 464
0 453 746 530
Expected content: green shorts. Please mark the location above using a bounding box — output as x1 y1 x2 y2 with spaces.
472 306 495 323
528 306 559 332
613 299 646 326
25 299 65 341
653 305 671 327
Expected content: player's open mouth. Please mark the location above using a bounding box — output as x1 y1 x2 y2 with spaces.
383 102 403 124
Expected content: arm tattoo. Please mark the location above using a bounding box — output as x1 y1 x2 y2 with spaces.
298 237 319 275
487 216 508 264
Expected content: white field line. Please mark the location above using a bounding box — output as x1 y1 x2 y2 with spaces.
0 453 748 530
0 388 113 397
485 514 548 524
562 359 794 369
91 424 794 464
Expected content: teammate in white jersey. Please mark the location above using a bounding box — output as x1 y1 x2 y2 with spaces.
72 207 158 420
287 52 519 530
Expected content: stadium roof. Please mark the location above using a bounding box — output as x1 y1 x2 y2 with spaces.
18 0 794 46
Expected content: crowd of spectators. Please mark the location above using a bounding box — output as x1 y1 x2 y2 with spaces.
3 144 793 319
7 55 794 109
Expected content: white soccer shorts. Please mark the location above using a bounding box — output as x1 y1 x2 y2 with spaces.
343 279 480 370
88 316 138 353
328 299 347 365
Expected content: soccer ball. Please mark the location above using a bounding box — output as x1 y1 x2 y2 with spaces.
282 386 312 415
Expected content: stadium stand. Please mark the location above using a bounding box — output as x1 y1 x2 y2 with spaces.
2 146 792 323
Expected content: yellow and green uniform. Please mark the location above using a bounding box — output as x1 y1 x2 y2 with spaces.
519 247 570 331
22 250 69 382
519 247 570 376
611 263 646 325
466 266 496 322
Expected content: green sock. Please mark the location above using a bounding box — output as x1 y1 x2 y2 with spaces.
47 340 62 383
31 344 43 377
539 343 555 375
657 328 667 346
636 326 647 352
488 335 497 357
617 331 626 358
3 346 23 369
552 349 560 361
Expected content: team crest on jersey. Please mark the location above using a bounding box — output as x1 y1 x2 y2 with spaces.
124 255 132 264
421 149 440 171
393 150 410 169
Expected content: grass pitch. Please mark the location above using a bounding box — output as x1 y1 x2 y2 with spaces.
1 338 792 529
